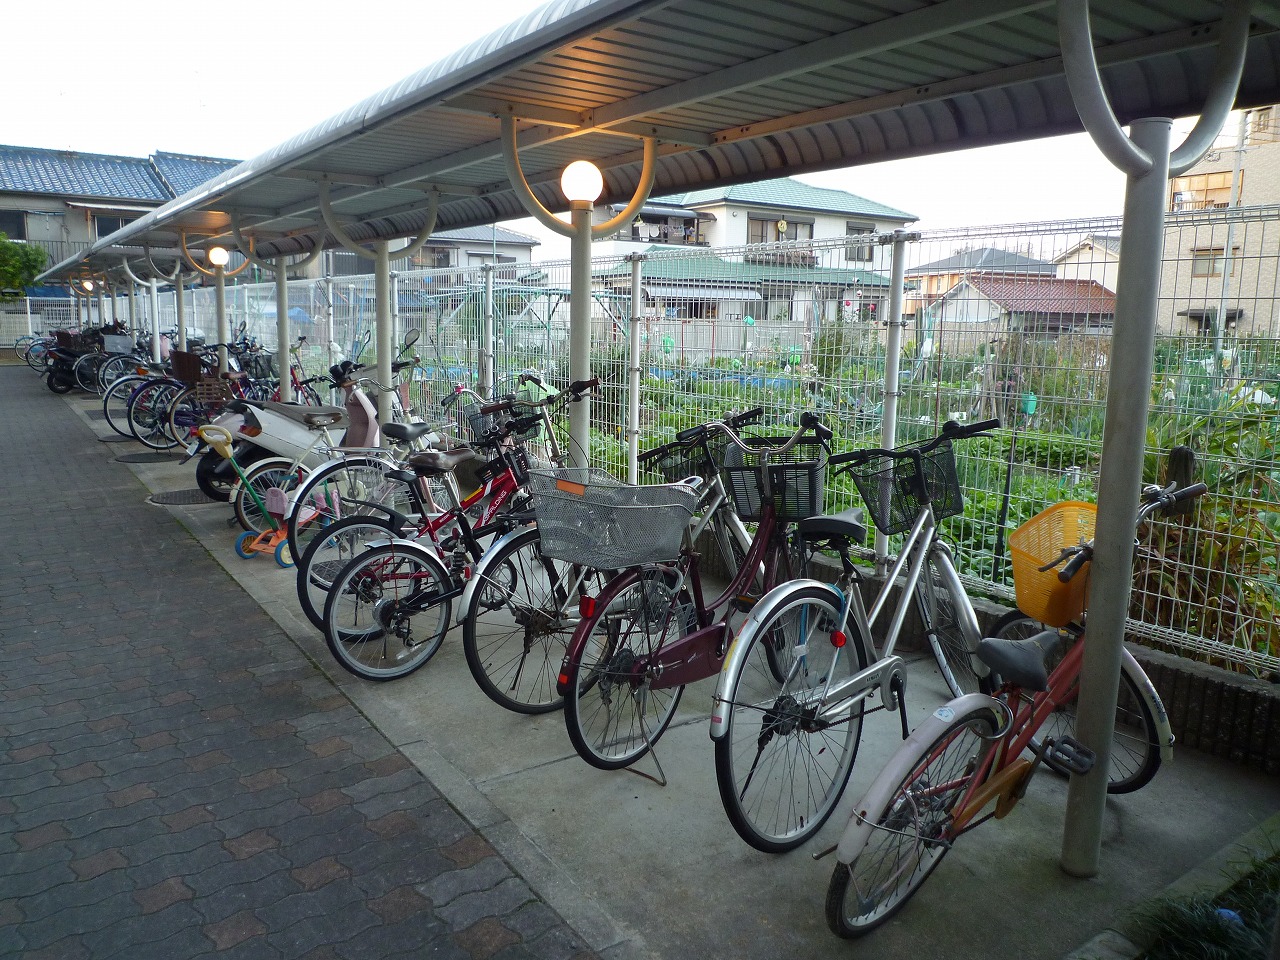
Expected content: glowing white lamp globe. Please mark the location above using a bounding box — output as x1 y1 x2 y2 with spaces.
207 246 230 267
561 160 604 203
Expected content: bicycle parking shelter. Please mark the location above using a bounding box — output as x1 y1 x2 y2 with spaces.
38 0 1280 879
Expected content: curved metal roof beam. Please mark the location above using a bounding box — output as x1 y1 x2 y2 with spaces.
179 232 253 278
318 182 440 262
117 257 153 288
1059 0 1251 178
142 245 189 283
1167 0 1252 176
500 116 657 239
230 212 326 275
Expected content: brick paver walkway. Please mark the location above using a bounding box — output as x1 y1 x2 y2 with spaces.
0 367 597 960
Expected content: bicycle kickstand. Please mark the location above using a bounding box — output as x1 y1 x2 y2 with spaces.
891 673 910 740
625 694 669 788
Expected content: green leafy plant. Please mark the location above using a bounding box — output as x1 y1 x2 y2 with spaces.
0 233 46 302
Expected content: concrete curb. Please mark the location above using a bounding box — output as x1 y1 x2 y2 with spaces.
1064 810 1280 959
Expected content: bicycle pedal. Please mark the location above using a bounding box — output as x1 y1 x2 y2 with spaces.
1045 736 1095 776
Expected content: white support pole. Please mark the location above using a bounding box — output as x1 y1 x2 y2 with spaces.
96 290 105 329
1061 117 1172 878
275 260 292 402
569 201 594 468
875 230 910 571
215 266 228 375
374 241 393 429
24 297 32 336
175 279 187 353
481 263 495 397
324 276 335 377
128 284 137 333
1212 110 1248 397
148 279 161 363
627 254 644 484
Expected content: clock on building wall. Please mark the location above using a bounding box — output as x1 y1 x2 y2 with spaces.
776 219 788 234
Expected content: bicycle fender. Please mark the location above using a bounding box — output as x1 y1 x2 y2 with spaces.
1121 647 1175 762
283 454 385 514
457 526 539 626
709 579 850 741
834 693 1004 864
556 567 649 697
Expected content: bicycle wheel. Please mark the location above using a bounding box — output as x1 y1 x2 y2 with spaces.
24 340 50 370
74 353 106 392
96 354 136 393
916 548 984 697
562 568 694 769
825 702 1002 937
322 541 453 680
233 458 307 534
285 457 413 561
986 611 1160 794
462 526 594 715
295 516 399 632
129 380 183 449
714 583 868 852
103 375 150 437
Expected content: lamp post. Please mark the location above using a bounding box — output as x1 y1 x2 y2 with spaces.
208 246 230 373
561 160 604 467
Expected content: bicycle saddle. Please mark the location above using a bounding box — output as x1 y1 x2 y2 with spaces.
383 422 440 446
403 448 479 477
796 508 867 547
976 629 1063 692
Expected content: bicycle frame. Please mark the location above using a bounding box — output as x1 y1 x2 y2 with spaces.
833 632 1174 863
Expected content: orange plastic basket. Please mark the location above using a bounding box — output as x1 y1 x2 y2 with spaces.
1008 501 1097 627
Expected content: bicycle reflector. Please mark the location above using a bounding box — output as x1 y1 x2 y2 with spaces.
830 630 847 648
578 596 596 618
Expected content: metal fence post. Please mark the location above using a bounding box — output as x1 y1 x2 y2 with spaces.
874 229 913 570
627 253 645 483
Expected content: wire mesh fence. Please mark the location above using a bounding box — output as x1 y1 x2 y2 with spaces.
26 208 1279 675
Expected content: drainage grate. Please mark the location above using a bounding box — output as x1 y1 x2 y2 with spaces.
148 489 217 506
83 409 107 420
98 435 135 443
116 451 182 464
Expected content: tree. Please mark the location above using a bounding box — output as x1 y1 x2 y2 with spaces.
0 234 47 303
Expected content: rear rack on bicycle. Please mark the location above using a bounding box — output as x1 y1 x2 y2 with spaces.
842 438 963 535
171 349 234 402
529 468 698 569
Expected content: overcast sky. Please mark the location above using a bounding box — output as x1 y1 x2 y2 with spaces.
9 0 1214 256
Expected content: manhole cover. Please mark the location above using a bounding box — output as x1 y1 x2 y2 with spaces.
98 435 134 443
148 489 217 506
83 409 107 420
116 451 182 463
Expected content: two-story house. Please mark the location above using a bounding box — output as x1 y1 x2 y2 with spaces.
1160 105 1280 336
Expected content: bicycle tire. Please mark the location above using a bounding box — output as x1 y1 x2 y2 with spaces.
986 610 1161 794
95 354 137 393
462 526 594 715
295 516 400 632
102 375 151 437
24 340 50 370
128 379 183 449
562 567 693 769
714 582 868 852
233 457 307 534
916 547 985 697
194 445 250 503
825 702 1002 937
322 541 453 681
285 456 411 562
73 352 106 393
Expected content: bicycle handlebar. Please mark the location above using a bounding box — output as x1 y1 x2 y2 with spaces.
1045 481 1209 583
476 377 599 416
829 417 1001 469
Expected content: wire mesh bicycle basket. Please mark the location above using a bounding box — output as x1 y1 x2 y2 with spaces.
528 468 699 569
844 438 964 536
640 430 728 486
718 437 827 522
1009 501 1097 627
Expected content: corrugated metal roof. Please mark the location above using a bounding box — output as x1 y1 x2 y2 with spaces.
40 0 1280 283
0 144 170 201
657 177 916 221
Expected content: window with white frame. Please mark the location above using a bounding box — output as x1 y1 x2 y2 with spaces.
846 221 875 261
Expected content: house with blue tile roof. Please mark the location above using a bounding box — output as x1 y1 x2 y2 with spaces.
0 145 239 278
